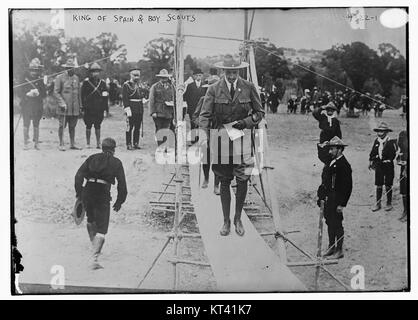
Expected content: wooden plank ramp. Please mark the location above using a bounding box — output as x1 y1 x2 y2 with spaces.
189 159 306 292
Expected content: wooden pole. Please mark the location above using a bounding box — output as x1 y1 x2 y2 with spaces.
315 200 325 290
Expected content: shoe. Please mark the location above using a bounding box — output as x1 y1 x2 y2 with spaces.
34 143 40 150
201 179 209 189
59 145 66 151
127 144 133 150
23 143 30 150
384 204 393 211
70 145 82 150
213 184 220 195
219 220 231 236
332 249 344 259
86 144 91 149
96 143 101 149
372 203 381 212
399 211 407 222
133 144 141 149
90 261 104 270
234 219 245 237
322 246 335 258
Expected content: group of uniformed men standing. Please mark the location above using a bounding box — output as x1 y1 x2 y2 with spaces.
17 55 408 269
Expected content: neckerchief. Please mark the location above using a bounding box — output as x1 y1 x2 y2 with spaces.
321 110 336 127
377 135 389 159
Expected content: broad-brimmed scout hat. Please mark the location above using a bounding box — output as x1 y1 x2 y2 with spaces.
62 57 78 68
323 136 348 148
89 62 103 72
72 198 85 225
325 101 338 111
29 58 44 70
156 69 172 77
214 54 249 69
373 122 393 132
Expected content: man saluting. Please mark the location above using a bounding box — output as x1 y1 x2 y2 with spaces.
74 138 127 269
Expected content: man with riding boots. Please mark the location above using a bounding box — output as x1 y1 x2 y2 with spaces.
199 54 264 237
74 137 127 269
149 69 175 148
122 67 149 150
397 130 408 222
19 58 46 150
54 57 82 151
369 122 398 212
192 75 221 194
317 136 352 259
183 68 206 128
81 62 109 149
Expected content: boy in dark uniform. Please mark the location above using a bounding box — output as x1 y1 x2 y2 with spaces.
18 58 46 150
81 63 108 149
183 68 206 129
313 102 342 165
397 130 408 221
317 137 352 259
199 54 264 237
74 138 127 269
122 67 149 150
369 122 398 212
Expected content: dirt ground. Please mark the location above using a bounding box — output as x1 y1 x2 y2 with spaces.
13 103 408 292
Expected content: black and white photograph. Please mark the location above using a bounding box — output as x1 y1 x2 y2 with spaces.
9 5 410 295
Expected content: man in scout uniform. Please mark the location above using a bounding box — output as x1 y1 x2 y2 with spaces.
54 57 82 151
192 75 221 194
397 130 408 222
74 137 127 269
19 58 46 150
317 137 352 259
122 67 149 150
81 62 109 149
313 101 342 165
369 122 398 212
183 68 206 128
199 54 265 237
149 69 175 149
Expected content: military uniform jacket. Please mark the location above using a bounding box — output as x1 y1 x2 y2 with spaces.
74 152 128 205
397 131 408 163
149 81 175 119
319 155 353 207
19 73 46 119
369 138 397 163
199 77 264 131
54 72 81 116
183 81 206 114
312 107 342 143
81 78 109 116
122 80 148 115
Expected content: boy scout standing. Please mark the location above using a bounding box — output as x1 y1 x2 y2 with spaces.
74 138 127 269
122 67 149 150
149 69 175 149
81 63 108 149
317 137 353 259
54 57 82 151
368 122 398 212
199 54 264 237
18 58 46 150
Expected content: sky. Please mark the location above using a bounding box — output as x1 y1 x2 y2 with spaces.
12 8 407 61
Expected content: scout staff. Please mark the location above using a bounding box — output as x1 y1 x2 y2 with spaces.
81 62 109 149
54 57 82 151
74 138 127 269
122 67 149 150
199 54 265 237
368 122 398 212
19 58 46 150
317 137 353 259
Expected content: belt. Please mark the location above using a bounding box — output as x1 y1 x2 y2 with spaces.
87 178 109 185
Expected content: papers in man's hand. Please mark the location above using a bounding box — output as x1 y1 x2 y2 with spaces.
165 101 174 107
224 121 245 141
